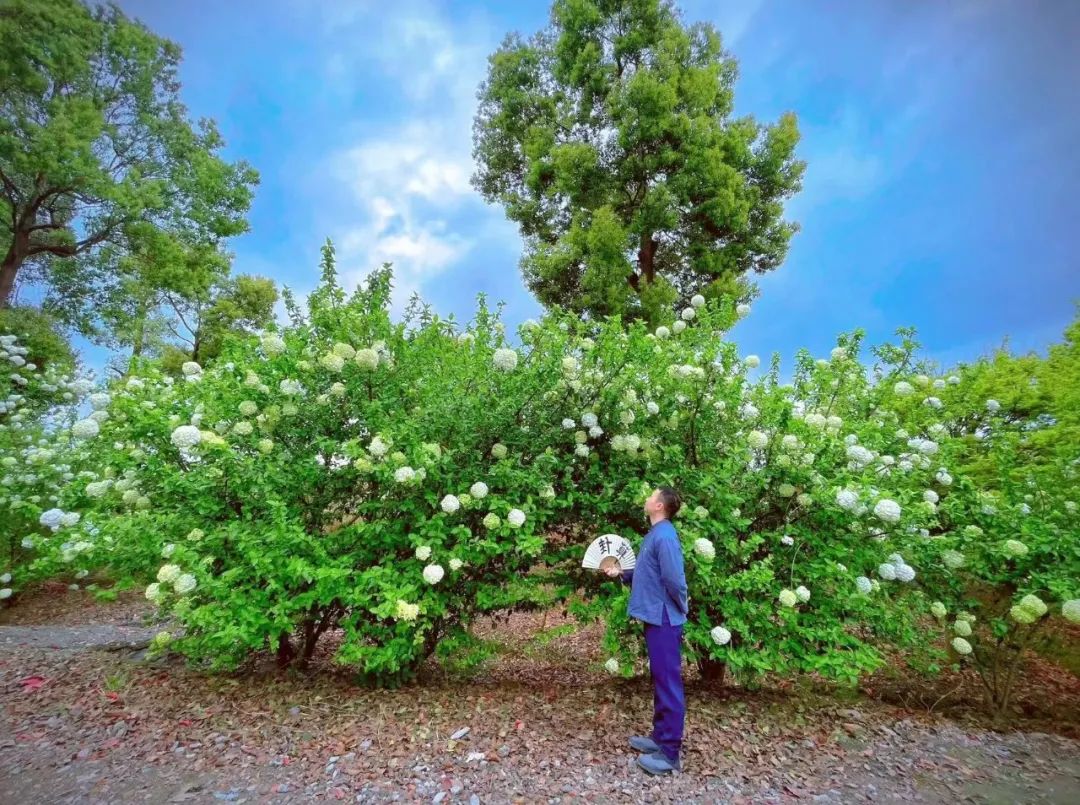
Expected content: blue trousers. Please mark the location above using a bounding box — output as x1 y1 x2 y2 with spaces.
644 606 685 761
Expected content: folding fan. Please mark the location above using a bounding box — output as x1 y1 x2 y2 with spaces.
582 533 637 572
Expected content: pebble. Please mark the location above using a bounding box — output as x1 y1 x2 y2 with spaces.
433 793 446 804
451 728 470 740
469 796 480 805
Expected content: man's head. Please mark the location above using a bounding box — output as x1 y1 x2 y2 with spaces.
644 486 681 522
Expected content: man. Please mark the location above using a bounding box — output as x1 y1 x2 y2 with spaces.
604 486 688 775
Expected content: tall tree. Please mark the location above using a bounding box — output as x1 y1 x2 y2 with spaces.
473 0 804 322
0 0 258 334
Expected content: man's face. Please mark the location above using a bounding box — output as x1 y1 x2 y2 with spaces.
644 488 661 517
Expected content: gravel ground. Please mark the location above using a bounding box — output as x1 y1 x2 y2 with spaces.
1 594 1078 804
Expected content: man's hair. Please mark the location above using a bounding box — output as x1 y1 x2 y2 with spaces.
657 486 682 519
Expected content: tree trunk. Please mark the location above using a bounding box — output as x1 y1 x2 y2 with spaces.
697 657 727 686
275 633 296 668
0 245 23 308
636 233 658 285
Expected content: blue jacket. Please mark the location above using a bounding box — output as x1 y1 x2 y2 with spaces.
621 519 688 626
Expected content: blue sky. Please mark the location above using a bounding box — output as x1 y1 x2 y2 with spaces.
101 0 1079 372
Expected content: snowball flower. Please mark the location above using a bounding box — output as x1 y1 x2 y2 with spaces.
1061 600 1080 623
279 378 303 396
736 303 750 316
187 529 204 542
232 421 253 436
646 401 660 416
505 508 527 528
39 508 64 529
951 637 973 655
836 489 860 511
89 392 111 410
831 346 847 360
681 307 696 321
368 436 390 458
161 543 176 558
414 546 433 562
470 481 489 499
182 361 202 376
855 576 873 595
490 443 508 459
923 396 942 409
923 490 939 504
171 425 201 450
1017 594 1048 618
319 352 345 372
441 495 461 514
931 602 947 618
395 600 420 622
710 626 731 646
781 535 794 546
157 564 181 584
942 549 966 569
893 381 914 396
795 585 811 603
877 563 898 581
423 564 445 585
744 355 760 368
562 418 576 430
935 469 953 486
953 619 972 637
747 430 769 449
71 418 100 440
239 400 258 416
492 348 519 372
986 399 1001 413
0 588 11 600
1003 539 1028 558
778 589 798 608
604 658 620 674
174 574 197 594
895 564 916 582
693 538 715 561
873 499 902 524
85 480 111 498
449 558 463 572
261 333 286 355
540 485 556 499
0 573 9 584
777 483 796 498
482 512 501 529
144 583 163 603
655 326 670 339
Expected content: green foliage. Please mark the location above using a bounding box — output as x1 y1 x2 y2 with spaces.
4 251 1078 700
473 0 804 323
0 0 258 337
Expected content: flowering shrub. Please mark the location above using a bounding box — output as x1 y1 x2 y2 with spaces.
5 246 1078 696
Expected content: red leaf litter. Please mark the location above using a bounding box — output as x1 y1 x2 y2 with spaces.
18 676 46 692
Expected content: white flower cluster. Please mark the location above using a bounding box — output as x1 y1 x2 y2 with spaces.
1009 594 1047 624
710 625 731 646
873 498 902 524
693 538 715 561
877 553 916 582
492 348 519 372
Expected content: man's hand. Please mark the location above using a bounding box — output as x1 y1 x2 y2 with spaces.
602 564 621 578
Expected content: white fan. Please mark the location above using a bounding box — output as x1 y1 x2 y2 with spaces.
582 533 637 572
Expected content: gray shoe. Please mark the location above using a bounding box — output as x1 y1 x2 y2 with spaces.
637 750 681 775
629 735 661 753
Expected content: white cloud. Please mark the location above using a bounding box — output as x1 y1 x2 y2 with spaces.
301 2 500 315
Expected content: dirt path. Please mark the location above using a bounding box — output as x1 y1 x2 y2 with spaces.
1 598 1079 804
